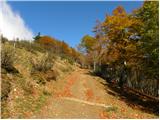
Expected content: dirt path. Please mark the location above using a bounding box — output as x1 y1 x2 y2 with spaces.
33 68 158 119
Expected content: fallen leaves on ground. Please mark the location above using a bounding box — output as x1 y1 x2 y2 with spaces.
85 88 94 101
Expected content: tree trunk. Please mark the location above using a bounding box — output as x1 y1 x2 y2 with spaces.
93 61 96 71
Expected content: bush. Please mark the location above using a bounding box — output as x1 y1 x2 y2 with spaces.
43 89 51 96
22 81 34 95
32 69 58 85
31 53 54 73
1 44 18 73
32 73 46 85
1 79 11 101
1 36 8 43
1 45 14 68
14 40 46 53
60 54 75 65
16 76 34 95
45 70 59 81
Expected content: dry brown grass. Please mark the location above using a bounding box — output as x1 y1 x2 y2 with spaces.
1 44 19 73
30 53 54 73
1 42 76 118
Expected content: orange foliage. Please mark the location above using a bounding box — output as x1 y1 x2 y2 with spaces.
112 6 126 16
99 111 109 119
34 35 81 62
36 36 56 46
85 88 94 101
55 78 76 98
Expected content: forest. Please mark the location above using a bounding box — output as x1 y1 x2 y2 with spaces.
78 1 159 98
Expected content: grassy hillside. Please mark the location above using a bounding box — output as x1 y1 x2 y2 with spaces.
1 40 78 118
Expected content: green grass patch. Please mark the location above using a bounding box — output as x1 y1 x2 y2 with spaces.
43 89 52 96
106 106 118 112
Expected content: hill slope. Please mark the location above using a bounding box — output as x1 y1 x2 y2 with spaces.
1 41 77 118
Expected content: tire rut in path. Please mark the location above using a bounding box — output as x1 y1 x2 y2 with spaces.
34 68 110 118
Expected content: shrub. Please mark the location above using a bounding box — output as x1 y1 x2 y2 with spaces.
1 36 8 43
45 70 59 81
32 73 46 85
60 54 75 65
31 53 54 73
1 79 11 101
43 89 51 96
16 76 34 95
22 81 34 95
1 45 14 68
1 44 18 73
14 40 46 53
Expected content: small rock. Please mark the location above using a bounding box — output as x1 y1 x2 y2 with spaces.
14 88 17 92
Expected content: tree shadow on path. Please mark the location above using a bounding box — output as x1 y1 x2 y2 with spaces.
85 70 159 116
102 80 159 116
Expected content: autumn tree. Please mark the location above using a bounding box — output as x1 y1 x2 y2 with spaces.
35 36 57 52
60 41 71 55
79 35 96 52
78 35 95 68
101 6 142 88
92 20 108 69
70 47 80 61
78 3 158 97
